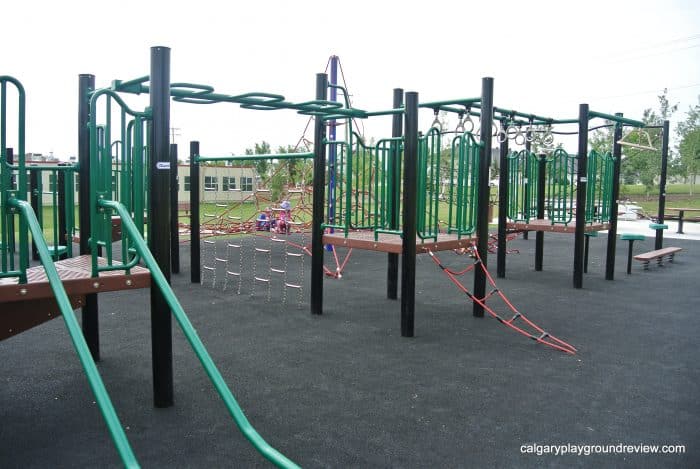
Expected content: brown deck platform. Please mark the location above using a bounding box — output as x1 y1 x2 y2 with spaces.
1 255 151 341
507 219 610 233
322 231 475 254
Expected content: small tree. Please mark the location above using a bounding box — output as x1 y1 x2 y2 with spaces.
620 89 677 196
245 141 271 186
675 96 700 193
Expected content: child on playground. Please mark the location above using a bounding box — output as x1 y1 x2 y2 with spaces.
274 199 292 234
256 207 273 231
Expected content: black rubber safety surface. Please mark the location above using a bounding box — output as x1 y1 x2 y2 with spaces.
1 233 698 468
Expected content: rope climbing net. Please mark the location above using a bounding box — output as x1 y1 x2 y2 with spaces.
428 245 577 354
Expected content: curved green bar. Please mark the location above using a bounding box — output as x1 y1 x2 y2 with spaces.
101 199 301 469
507 150 538 223
547 149 576 225
9 198 139 469
586 150 614 223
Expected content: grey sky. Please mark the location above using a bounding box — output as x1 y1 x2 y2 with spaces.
4 0 700 158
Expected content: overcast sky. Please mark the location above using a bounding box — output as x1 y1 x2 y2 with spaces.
3 0 700 159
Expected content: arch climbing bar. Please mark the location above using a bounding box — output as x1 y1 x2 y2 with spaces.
1 76 28 280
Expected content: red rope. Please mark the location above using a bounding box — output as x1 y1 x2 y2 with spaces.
428 246 577 354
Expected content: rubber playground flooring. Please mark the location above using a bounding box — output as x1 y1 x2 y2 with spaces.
1 232 698 468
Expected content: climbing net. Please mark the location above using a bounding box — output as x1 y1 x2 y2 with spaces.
194 180 354 305
428 245 577 354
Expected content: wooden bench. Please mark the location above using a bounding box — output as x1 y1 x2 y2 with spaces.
633 247 683 270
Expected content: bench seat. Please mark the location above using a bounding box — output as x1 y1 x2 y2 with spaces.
633 247 682 270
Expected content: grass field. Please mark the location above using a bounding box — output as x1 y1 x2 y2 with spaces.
3 184 697 243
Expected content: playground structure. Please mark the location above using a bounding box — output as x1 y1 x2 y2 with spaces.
1 51 302 467
494 108 671 284
1 46 675 466
166 51 669 342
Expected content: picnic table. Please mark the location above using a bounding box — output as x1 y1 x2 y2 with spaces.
666 207 700 234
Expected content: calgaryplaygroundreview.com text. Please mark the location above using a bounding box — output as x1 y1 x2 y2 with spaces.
520 443 686 457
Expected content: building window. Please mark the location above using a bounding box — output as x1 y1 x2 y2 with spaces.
48 174 57 192
112 174 118 192
223 176 236 191
184 176 190 192
75 174 80 192
204 176 218 191
241 176 253 192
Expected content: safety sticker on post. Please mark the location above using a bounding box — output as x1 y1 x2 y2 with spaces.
156 162 171 170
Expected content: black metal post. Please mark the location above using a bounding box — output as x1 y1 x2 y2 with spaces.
57 166 67 259
78 73 99 360
387 88 403 299
149 46 173 408
605 117 624 280
190 141 201 283
29 168 39 261
523 135 532 241
401 91 418 336
655 120 670 250
496 128 508 278
170 143 180 274
311 73 328 315
535 155 546 271
573 104 589 289
474 77 494 317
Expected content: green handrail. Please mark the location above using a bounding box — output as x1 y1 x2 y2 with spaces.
506 150 538 223
372 137 403 239
100 199 300 469
546 149 576 225
8 198 139 469
586 150 615 223
1 76 28 280
417 127 441 240
445 131 480 237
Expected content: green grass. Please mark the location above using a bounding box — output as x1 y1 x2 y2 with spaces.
619 184 700 214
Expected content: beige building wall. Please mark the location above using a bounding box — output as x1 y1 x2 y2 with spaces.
32 162 260 207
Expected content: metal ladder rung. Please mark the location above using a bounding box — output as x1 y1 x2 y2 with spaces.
270 238 287 243
270 268 285 273
255 248 270 253
226 271 241 276
215 257 227 262
254 277 270 283
215 204 228 207
227 216 241 220
287 189 303 193
203 266 215 271
203 240 216 245
227 243 241 248
203 213 218 217
284 283 302 289
256 189 271 193
286 252 303 257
